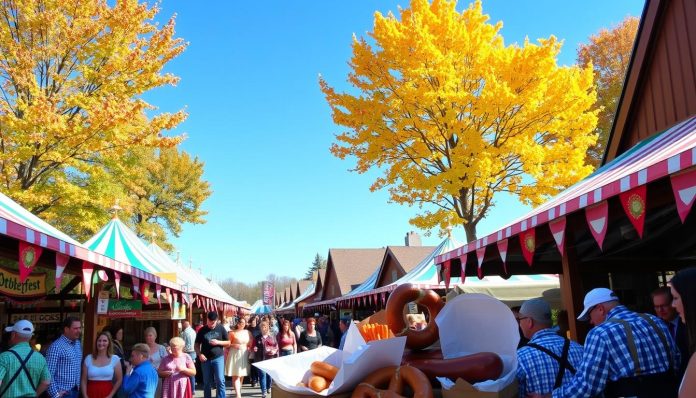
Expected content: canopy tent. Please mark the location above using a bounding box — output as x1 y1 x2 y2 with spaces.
335 236 559 309
0 190 179 291
435 115 696 282
250 299 273 314
84 218 180 289
148 242 247 309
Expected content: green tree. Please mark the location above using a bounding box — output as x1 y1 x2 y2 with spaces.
304 253 327 280
112 147 211 251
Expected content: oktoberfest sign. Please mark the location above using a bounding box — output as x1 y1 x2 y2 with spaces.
0 266 46 298
107 299 142 318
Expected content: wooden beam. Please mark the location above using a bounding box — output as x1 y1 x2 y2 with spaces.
560 226 587 343
60 276 82 295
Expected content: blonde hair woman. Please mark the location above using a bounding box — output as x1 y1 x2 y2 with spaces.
158 337 196 398
143 326 167 397
224 318 254 398
81 331 123 398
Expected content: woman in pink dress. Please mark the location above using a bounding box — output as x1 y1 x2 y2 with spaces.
158 337 196 398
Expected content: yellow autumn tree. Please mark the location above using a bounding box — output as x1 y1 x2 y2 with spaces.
320 0 598 242
0 0 186 238
578 16 639 167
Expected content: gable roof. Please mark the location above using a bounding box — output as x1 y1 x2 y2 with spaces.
375 246 436 286
604 0 696 163
326 248 386 296
296 279 312 297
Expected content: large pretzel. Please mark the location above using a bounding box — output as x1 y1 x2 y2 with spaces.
386 284 444 350
351 365 433 398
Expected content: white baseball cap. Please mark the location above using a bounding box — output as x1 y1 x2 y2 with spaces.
5 319 34 336
577 288 619 321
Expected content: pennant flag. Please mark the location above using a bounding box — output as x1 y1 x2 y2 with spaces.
141 281 151 305
476 247 486 279
82 261 94 302
437 260 449 284
156 284 162 308
381 292 386 305
549 217 567 256
97 270 109 282
671 168 696 223
458 255 467 285
165 287 171 303
114 272 121 299
520 229 536 267
497 239 509 274
443 260 452 289
619 185 647 238
55 253 69 293
132 277 141 299
19 242 43 283
586 201 609 250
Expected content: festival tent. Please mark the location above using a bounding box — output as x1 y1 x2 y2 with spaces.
336 236 560 309
250 299 273 314
0 190 178 293
148 242 247 310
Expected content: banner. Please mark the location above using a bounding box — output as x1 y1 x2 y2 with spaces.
0 266 46 298
262 281 275 306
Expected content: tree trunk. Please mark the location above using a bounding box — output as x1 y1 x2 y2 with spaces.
463 222 477 243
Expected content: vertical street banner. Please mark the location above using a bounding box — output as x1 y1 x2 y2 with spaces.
262 281 275 307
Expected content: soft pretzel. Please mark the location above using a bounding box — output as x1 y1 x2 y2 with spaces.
308 375 329 392
310 361 339 380
386 284 444 350
351 365 433 398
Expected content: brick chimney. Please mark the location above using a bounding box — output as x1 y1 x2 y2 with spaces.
405 231 422 246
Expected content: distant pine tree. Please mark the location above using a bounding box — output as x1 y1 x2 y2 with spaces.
304 253 327 280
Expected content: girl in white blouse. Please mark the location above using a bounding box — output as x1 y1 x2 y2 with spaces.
81 332 123 398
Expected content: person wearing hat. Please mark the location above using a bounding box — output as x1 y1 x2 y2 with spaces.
0 319 51 397
516 298 583 397
549 287 680 398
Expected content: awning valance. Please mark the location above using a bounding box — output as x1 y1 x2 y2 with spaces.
436 116 696 280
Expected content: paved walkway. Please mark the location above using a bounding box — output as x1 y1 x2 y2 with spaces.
194 380 267 398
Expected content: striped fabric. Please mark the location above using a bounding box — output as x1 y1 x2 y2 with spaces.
437 115 696 265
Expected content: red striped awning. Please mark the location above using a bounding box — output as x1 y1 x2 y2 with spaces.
436 115 696 267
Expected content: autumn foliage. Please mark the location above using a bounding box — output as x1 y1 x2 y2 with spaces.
320 0 598 241
0 0 198 241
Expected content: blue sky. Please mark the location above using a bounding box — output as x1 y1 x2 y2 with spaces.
145 0 645 285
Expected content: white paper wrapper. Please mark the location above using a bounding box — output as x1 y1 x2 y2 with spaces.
253 323 406 395
435 293 519 392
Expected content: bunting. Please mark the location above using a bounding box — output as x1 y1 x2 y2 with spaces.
156 284 162 308
443 259 451 289
497 239 509 274
19 242 43 283
586 201 609 250
132 277 141 299
142 281 151 305
519 229 536 266
548 217 567 256
671 167 696 223
82 261 94 302
619 185 647 238
114 272 121 299
55 253 69 293
476 247 486 279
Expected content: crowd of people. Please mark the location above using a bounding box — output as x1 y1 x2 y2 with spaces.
0 267 694 398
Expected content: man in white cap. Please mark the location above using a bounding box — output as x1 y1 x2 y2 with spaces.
516 298 583 396
0 319 51 397
548 287 680 398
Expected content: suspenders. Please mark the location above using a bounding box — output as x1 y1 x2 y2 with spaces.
0 349 36 397
606 313 674 375
527 338 576 389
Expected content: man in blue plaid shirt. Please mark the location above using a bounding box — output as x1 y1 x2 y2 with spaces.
516 298 583 396
549 288 680 398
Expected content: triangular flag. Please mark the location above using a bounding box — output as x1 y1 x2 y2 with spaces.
155 284 162 309
97 270 109 281
549 217 567 256
497 239 509 274
671 168 696 223
82 261 94 302
132 277 141 299
459 254 467 285
619 185 647 238
443 260 451 289
438 260 449 284
520 229 536 267
586 201 609 250
165 287 171 303
141 281 151 305
114 272 121 299
476 247 486 279
18 242 43 283
55 253 69 293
